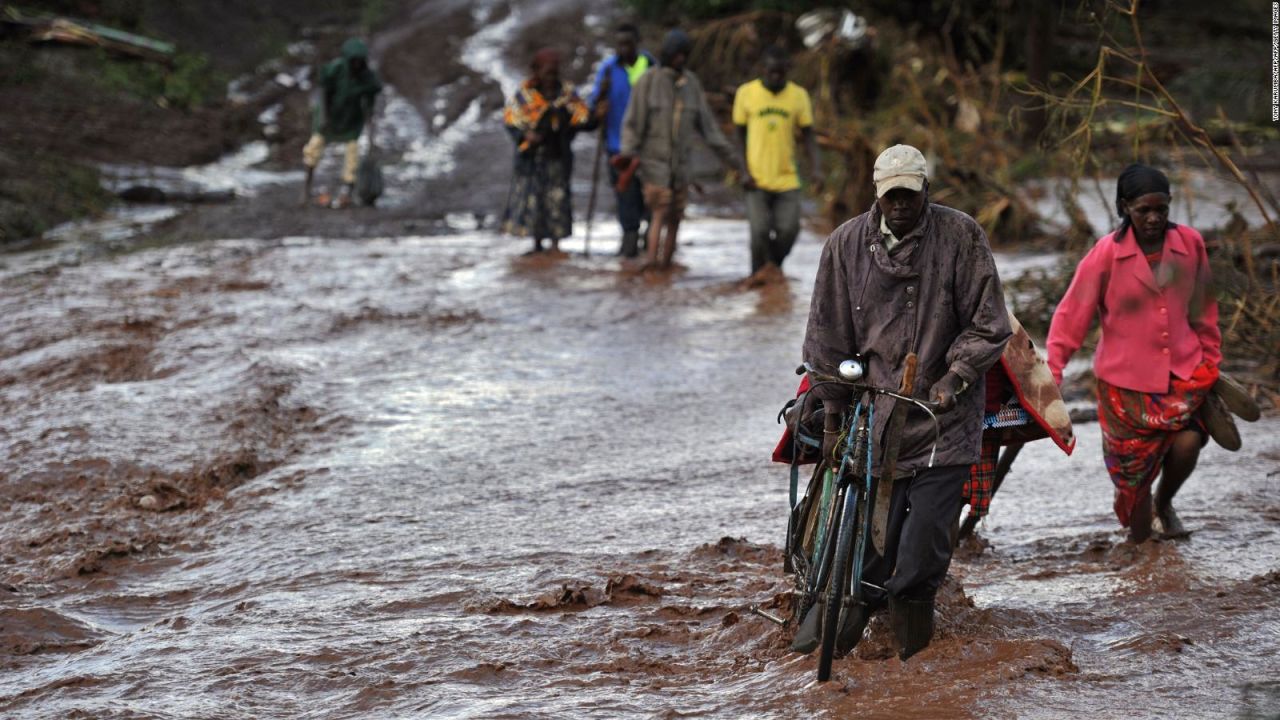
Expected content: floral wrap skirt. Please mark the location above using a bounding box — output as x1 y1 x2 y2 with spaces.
1096 360 1217 526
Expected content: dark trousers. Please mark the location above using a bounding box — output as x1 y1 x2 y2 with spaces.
861 464 968 603
607 152 647 233
745 188 801 272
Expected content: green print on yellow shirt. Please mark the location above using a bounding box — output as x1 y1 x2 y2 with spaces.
732 79 813 192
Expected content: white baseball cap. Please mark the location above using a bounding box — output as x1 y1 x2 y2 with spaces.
873 144 928 198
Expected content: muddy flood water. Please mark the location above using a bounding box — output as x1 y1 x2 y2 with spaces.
1 216 1278 719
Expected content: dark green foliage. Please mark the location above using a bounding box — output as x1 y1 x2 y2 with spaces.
1168 64 1273 127
98 50 224 109
17 0 404 75
0 150 112 244
361 0 390 32
623 0 827 20
0 43 46 85
625 0 1026 66
19 0 148 30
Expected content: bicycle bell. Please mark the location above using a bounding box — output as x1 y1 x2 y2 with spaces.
838 358 865 381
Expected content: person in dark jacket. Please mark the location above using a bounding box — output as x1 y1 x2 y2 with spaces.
617 29 754 270
589 24 655 257
797 144 1012 660
302 38 382 208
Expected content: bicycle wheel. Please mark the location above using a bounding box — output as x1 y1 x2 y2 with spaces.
789 467 836 622
786 464 828 582
818 484 859 682
793 466 834 599
788 470 844 653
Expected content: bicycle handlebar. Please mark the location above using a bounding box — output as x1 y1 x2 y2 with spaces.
799 360 944 467
801 361 940 407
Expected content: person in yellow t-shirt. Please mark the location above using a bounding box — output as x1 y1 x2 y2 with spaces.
733 47 821 278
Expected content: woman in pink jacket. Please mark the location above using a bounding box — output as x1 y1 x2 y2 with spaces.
1047 164 1221 543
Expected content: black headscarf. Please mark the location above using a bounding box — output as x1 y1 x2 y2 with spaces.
1114 163 1171 240
660 29 692 66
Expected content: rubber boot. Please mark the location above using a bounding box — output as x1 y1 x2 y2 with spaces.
1213 372 1261 422
790 602 821 654
1198 391 1241 451
620 230 640 258
889 596 934 661
835 601 874 657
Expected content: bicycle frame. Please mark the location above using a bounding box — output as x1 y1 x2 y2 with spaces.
803 393 873 608
845 392 875 607
771 363 944 681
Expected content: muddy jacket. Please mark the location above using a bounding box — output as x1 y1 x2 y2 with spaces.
803 202 1013 472
619 66 738 189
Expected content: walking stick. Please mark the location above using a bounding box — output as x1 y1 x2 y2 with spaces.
585 126 605 257
583 71 612 257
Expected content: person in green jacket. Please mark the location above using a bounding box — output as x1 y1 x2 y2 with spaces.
302 38 383 208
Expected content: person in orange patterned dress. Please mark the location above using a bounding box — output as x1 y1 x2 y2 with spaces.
502 48 596 254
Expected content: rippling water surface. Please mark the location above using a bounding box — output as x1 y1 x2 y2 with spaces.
2 221 1278 719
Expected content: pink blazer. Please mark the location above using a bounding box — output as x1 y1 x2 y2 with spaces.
1047 224 1221 393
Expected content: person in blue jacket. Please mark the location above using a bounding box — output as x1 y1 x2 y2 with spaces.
589 24 655 258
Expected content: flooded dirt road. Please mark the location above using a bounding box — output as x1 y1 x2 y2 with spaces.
4 0 1280 713
2 219 1278 719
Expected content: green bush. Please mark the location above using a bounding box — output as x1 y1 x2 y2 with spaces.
162 52 220 108
361 0 389 31
0 150 112 244
98 49 223 109
623 0 823 20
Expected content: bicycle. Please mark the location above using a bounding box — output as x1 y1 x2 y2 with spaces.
756 358 942 683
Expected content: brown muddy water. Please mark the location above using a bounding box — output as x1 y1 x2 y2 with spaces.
2 220 1278 719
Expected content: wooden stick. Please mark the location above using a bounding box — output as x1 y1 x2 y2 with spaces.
584 71 612 257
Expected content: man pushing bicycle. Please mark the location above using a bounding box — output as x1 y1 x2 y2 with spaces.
797 144 1012 660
